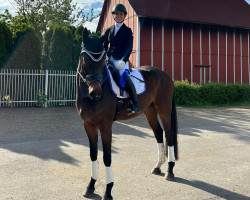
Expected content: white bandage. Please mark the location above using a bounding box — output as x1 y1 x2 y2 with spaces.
105 166 114 184
158 143 166 162
117 60 125 70
91 160 99 180
155 143 166 168
168 146 175 162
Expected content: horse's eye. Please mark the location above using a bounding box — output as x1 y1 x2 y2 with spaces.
83 55 89 61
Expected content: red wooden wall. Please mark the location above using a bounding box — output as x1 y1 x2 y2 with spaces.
99 0 250 84
139 18 250 84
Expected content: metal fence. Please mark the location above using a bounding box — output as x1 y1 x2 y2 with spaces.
0 69 76 107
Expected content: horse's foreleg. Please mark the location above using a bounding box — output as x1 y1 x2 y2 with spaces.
83 122 99 197
100 125 114 200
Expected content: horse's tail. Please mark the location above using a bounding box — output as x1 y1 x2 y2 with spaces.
171 96 179 160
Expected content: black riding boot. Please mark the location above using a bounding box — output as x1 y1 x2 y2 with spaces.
108 62 140 114
124 76 141 115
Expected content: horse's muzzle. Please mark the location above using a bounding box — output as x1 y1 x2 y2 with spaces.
89 81 102 100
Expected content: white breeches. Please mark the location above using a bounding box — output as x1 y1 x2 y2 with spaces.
109 56 129 76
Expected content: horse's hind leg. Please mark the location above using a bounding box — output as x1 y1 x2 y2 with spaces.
144 104 166 175
83 122 99 197
157 99 177 181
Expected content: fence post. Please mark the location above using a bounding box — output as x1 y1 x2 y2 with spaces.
45 70 49 108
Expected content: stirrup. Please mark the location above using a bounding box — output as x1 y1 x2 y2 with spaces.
127 102 140 115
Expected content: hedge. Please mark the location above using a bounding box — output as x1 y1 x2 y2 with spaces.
0 22 13 69
174 80 250 106
49 26 74 70
5 28 41 69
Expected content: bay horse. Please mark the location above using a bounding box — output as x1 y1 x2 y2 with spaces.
76 28 178 200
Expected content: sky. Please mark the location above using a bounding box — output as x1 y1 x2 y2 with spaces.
1 0 250 32
0 0 104 32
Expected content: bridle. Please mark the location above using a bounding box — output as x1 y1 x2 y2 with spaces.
81 48 106 62
77 44 106 87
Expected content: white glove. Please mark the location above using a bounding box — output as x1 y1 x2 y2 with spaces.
117 60 125 70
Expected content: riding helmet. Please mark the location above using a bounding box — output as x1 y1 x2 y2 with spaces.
111 4 127 14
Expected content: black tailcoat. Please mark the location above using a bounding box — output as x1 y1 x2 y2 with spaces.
100 24 133 63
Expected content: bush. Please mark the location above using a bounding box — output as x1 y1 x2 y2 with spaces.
41 28 53 70
49 26 74 70
0 21 13 69
174 81 250 106
5 28 41 69
174 80 200 106
72 26 84 71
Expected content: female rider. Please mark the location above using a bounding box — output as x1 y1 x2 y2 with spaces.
100 3 140 115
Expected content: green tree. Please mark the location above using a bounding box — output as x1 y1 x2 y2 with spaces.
49 26 74 70
0 9 13 25
77 8 100 26
1 9 34 44
5 28 41 69
11 0 77 38
0 21 13 69
42 28 53 69
72 26 84 71
0 1 101 71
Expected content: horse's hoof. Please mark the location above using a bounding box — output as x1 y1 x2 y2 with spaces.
151 167 161 175
165 173 175 181
83 187 95 197
102 195 113 200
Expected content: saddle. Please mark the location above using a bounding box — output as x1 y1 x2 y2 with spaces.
106 63 146 98
105 63 145 120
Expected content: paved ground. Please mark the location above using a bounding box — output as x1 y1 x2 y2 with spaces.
0 106 250 200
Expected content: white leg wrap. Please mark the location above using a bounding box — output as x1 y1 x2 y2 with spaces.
105 166 114 184
91 160 99 180
168 146 175 162
155 143 166 168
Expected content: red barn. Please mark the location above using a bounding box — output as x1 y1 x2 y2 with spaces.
97 0 250 84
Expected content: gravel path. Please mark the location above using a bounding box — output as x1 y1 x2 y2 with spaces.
0 106 250 200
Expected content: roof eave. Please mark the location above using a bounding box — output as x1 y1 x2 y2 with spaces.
137 15 250 30
96 0 108 33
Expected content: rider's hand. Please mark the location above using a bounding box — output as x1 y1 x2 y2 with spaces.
117 60 125 70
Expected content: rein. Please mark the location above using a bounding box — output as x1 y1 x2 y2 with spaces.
77 70 103 86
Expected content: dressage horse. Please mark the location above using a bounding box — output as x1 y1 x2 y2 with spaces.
76 28 178 200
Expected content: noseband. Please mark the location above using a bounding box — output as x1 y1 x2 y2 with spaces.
78 45 106 86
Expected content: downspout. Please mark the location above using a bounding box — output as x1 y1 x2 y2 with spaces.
136 16 141 67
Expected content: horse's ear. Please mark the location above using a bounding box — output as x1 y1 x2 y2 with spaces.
82 28 89 43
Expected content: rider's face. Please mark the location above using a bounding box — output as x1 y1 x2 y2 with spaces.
113 12 126 23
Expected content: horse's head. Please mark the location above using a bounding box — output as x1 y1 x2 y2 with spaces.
77 28 106 101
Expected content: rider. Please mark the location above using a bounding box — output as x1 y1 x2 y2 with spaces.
100 3 141 115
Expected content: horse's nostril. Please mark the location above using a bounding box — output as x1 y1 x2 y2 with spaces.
89 81 102 100
89 91 95 98
89 91 101 100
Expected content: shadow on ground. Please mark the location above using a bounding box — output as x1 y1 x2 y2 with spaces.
175 177 250 200
0 106 249 166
